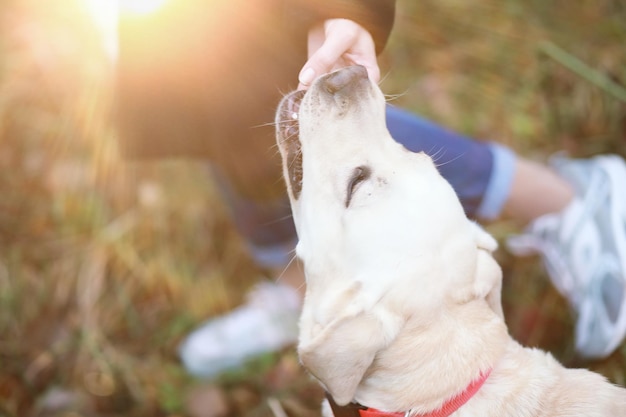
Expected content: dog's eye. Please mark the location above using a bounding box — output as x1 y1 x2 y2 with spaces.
345 165 371 207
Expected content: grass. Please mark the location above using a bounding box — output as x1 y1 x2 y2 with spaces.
0 0 624 416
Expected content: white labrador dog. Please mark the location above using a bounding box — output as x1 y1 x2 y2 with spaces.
275 65 626 417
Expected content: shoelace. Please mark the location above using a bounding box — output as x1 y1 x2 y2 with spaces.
532 163 609 300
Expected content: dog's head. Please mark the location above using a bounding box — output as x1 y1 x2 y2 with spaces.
275 66 503 407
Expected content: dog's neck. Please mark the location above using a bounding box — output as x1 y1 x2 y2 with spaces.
328 368 492 417
351 299 509 414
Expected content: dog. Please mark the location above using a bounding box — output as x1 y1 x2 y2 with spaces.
274 65 626 416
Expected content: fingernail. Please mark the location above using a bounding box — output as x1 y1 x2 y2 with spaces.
299 67 315 86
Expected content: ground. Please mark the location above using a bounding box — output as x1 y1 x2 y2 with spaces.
0 1 624 416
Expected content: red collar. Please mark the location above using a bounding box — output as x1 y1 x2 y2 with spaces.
327 369 491 417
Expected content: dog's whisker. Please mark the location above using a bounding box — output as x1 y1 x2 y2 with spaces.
426 145 466 170
287 152 301 169
427 146 447 164
433 150 468 169
259 212 294 227
274 253 306 296
272 173 285 186
252 106 302 130
384 89 409 103
274 118 298 126
274 257 294 285
275 213 295 222
257 119 298 130
378 69 392 86
268 142 281 154
255 116 297 128
251 121 279 129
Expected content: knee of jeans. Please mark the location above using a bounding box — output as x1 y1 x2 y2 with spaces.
228 198 298 268
209 165 298 268
244 238 298 269
227 199 297 268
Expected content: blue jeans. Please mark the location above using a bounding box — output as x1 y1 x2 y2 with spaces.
216 105 516 269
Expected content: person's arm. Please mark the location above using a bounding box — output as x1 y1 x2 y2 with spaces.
287 0 396 89
290 0 395 54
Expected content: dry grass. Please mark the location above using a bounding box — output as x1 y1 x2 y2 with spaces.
0 0 624 416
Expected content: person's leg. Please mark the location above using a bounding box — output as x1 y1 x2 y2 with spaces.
386 105 578 224
501 158 574 224
207 165 307 296
178 166 304 378
386 105 515 220
375 105 626 359
508 154 626 358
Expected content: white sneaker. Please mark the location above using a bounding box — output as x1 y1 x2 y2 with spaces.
179 281 301 378
507 154 626 359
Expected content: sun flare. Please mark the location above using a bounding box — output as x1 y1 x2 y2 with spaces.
120 0 169 16
83 0 169 60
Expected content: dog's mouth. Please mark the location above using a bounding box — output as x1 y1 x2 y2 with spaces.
276 89 306 200
277 89 305 138
275 66 371 203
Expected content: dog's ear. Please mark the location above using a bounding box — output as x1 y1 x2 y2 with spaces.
451 222 503 317
298 306 401 406
475 247 503 318
471 222 503 317
472 221 498 253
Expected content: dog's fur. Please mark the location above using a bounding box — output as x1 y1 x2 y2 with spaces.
275 65 626 416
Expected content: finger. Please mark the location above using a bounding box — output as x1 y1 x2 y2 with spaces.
365 62 380 84
298 61 344 90
299 53 379 90
345 47 380 84
343 27 379 83
298 22 358 87
356 57 380 84
299 24 325 89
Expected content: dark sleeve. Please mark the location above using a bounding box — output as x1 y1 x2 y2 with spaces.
286 0 396 55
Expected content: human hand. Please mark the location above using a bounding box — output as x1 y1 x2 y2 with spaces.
298 19 379 90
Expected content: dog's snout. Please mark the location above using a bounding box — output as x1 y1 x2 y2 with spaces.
322 65 369 94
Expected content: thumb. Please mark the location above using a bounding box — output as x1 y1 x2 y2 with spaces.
298 66 317 89
298 47 343 88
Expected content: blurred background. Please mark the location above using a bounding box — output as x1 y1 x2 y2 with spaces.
0 0 624 416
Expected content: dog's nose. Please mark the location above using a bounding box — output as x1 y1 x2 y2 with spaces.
322 65 368 94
